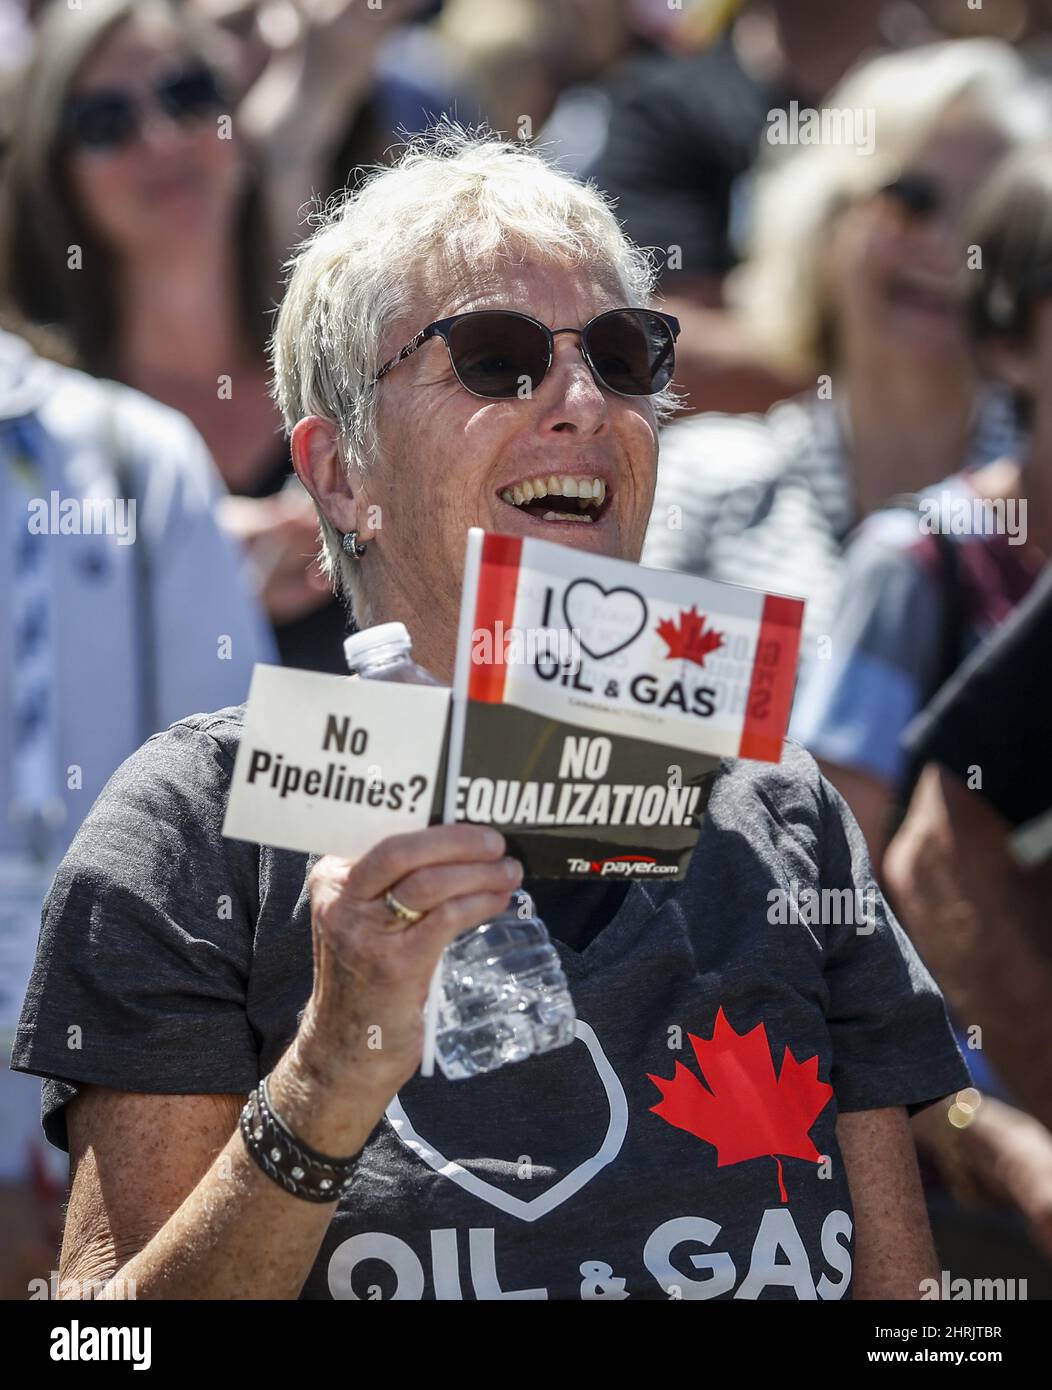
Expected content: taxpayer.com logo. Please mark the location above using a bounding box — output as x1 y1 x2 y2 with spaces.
567 854 679 878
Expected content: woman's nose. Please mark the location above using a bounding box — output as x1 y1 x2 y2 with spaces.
909 215 966 271
537 335 609 435
137 108 197 153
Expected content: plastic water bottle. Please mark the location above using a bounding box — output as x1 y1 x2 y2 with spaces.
344 623 576 1080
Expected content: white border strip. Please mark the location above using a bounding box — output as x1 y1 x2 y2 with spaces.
420 527 485 1078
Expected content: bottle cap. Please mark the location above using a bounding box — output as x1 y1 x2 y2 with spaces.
343 622 411 671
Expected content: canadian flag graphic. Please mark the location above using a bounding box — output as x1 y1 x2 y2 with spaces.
647 1007 833 1203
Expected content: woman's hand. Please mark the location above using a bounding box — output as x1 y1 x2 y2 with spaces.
238 0 434 257
57 628 523 1302
58 827 521 1303
294 825 523 1110
218 490 331 623
947 1098 1052 1262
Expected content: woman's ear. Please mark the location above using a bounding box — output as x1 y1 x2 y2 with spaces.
290 415 360 536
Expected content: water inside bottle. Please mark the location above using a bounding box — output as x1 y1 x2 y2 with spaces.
434 896 576 1081
347 627 577 1080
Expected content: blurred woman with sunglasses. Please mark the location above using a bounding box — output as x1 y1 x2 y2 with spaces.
819 144 1052 1286
0 0 348 671
795 141 1052 862
643 40 1048 692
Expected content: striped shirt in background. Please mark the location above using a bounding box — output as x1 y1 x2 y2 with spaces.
791 472 1039 789
641 391 1020 673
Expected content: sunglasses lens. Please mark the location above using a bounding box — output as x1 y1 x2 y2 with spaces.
585 309 676 395
448 312 550 398
66 93 138 151
159 65 225 121
882 173 941 218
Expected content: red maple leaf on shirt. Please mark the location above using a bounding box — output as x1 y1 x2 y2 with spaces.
647 1007 833 1203
656 606 725 666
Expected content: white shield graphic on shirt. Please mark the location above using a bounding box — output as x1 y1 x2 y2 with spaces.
384 1020 629 1223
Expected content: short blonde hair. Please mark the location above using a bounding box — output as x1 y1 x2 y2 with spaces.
731 39 1050 378
271 122 667 623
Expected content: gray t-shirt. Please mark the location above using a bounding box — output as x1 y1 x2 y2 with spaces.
12 707 969 1301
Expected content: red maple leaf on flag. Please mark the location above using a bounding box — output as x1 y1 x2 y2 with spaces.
656 605 725 666
647 1007 833 1203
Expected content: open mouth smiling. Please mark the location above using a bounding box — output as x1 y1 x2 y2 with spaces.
886 268 956 316
497 473 611 525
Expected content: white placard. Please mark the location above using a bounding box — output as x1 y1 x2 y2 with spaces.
223 665 450 859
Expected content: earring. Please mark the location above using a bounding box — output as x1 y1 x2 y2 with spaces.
342 530 367 558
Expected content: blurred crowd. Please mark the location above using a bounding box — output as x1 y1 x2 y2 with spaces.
2 0 1052 1298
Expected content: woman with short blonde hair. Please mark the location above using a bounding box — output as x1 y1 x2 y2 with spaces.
15 127 968 1302
644 38 1048 674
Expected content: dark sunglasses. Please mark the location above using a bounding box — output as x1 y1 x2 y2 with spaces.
878 171 946 220
62 64 226 153
374 307 680 399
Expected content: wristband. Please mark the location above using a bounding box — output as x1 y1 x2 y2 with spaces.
239 1074 361 1203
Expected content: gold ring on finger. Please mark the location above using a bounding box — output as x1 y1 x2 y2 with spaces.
383 890 424 928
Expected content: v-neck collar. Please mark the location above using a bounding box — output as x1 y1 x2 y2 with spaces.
549 876 677 972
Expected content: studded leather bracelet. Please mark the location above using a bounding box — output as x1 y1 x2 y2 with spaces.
239 1074 360 1203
